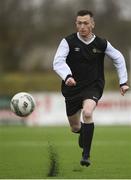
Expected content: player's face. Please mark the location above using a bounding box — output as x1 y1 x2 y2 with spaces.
76 15 95 38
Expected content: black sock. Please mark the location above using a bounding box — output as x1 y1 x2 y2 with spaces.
78 122 83 148
82 123 94 158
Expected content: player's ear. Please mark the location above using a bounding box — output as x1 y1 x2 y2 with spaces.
91 19 95 29
91 17 95 29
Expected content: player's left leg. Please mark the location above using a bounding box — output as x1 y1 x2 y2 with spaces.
80 99 96 166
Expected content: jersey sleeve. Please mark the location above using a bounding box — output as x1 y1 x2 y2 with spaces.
53 38 72 81
105 41 128 85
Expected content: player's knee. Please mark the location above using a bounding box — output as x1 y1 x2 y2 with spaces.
71 125 81 133
83 109 92 119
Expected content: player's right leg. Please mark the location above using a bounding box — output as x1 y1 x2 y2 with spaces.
65 96 84 163
65 94 82 133
68 113 84 151
67 110 81 133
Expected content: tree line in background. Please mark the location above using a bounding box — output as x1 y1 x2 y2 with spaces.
0 0 131 72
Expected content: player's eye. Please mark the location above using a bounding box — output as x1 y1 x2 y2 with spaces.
77 22 82 25
77 22 89 25
83 22 89 25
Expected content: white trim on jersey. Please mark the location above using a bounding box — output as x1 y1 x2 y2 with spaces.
105 42 128 84
77 32 96 45
53 34 128 84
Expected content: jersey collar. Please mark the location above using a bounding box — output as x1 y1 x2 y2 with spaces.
77 32 96 45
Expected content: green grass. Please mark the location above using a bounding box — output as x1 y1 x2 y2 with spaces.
0 125 131 179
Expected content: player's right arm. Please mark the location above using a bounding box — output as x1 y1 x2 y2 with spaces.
53 39 76 86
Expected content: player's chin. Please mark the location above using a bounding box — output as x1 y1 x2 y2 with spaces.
80 32 88 38
79 32 86 35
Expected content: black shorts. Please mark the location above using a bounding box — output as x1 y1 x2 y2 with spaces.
64 87 102 116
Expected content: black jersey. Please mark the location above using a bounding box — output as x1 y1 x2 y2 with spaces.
61 33 107 98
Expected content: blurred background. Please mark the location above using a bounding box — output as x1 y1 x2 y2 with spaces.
0 1 131 179
0 0 131 125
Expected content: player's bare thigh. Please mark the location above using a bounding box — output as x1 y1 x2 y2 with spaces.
82 99 97 123
67 110 81 132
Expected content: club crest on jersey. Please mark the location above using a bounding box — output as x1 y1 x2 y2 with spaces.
92 48 102 53
74 47 80 52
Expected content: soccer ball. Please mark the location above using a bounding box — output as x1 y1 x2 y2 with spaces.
10 92 36 117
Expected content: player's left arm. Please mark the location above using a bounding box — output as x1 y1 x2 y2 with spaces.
105 41 129 95
120 83 129 96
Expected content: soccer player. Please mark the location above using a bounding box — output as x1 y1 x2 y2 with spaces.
53 10 129 167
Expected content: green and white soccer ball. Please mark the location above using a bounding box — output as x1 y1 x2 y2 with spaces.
10 92 36 117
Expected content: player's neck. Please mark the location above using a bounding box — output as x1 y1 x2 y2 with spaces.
77 32 95 44
81 33 94 41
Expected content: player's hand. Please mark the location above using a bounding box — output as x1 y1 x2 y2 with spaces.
120 85 129 96
65 77 76 86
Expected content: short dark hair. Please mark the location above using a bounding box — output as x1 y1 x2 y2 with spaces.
77 10 94 17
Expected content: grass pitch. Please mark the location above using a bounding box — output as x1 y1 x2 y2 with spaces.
0 125 131 179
